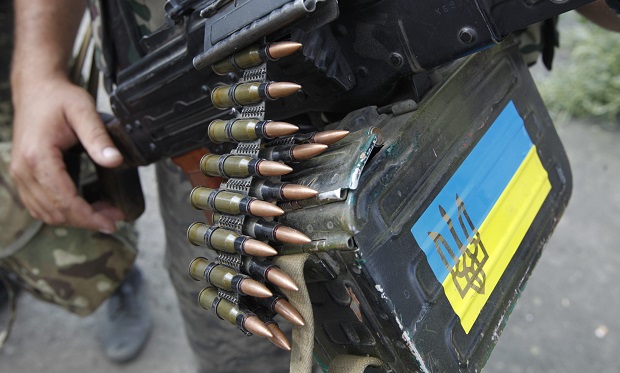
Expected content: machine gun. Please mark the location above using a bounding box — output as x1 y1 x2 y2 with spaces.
102 0 596 166
89 0 611 371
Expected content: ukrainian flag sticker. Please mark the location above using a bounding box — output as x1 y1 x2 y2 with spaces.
411 101 551 333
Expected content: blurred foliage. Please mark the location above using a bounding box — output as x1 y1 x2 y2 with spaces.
538 14 620 126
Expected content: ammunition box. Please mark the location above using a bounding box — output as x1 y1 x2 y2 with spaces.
277 38 572 372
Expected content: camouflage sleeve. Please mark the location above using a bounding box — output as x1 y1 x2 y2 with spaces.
514 17 559 70
126 0 167 36
87 0 167 89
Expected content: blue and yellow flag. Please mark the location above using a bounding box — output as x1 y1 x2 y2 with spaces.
411 101 551 333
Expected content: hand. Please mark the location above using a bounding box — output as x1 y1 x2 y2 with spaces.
577 0 620 32
10 76 125 233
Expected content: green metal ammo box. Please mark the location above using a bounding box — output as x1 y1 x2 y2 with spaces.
278 37 572 372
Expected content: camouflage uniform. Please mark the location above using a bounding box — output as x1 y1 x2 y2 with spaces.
0 143 138 316
88 1 290 371
516 18 560 69
0 0 138 319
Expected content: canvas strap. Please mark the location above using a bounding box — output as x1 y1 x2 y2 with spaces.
274 254 386 373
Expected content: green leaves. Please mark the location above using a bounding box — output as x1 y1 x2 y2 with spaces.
538 14 620 126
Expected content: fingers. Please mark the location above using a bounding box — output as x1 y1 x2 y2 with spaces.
63 91 124 168
64 194 120 234
10 147 119 232
91 200 126 222
10 80 125 232
14 173 65 224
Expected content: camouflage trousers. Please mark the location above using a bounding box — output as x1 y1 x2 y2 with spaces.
156 159 291 373
0 142 137 317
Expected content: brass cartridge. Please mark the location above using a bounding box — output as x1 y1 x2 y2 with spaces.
211 42 302 75
198 287 272 337
200 154 292 178
207 119 298 144
211 82 301 109
187 222 278 257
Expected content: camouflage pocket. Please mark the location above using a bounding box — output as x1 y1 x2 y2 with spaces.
0 142 137 316
0 224 137 316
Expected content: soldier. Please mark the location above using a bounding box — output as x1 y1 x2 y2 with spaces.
1 0 151 364
9 0 291 372
0 147 152 362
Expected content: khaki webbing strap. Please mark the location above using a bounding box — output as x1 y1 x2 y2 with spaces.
273 253 313 373
328 354 386 373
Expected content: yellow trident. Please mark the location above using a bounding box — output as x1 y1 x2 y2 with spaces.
428 194 488 298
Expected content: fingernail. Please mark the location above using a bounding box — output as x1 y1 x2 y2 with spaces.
99 224 116 234
102 147 121 159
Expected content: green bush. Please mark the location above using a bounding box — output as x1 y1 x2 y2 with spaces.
538 14 620 124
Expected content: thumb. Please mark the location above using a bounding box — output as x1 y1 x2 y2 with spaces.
67 97 124 168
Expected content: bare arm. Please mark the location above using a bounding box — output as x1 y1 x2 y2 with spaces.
10 0 124 232
577 0 620 32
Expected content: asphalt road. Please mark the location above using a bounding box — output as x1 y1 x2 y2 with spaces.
485 116 620 373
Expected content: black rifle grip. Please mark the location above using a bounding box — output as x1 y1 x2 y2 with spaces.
98 113 145 221
95 163 145 222
63 142 145 222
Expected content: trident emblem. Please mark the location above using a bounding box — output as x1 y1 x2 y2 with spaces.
428 194 488 298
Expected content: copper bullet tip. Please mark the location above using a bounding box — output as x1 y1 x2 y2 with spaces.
256 160 293 177
240 278 273 298
243 238 278 257
248 200 285 217
274 225 312 245
264 121 299 138
266 322 292 351
274 299 305 326
243 316 273 338
311 130 350 145
266 82 302 99
266 267 299 292
281 184 318 201
291 143 328 161
267 41 303 60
